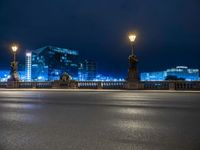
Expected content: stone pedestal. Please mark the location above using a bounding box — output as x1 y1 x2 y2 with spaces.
126 81 139 90
126 54 140 90
52 72 78 89
6 81 19 88
169 82 175 90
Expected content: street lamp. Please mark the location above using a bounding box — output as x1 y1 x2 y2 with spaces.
129 34 136 42
128 34 136 55
8 44 19 82
11 44 18 62
126 33 139 89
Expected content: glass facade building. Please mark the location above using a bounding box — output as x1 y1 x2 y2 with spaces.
166 66 199 81
24 46 97 81
29 46 79 81
141 66 199 81
141 71 167 81
78 60 96 81
25 52 32 81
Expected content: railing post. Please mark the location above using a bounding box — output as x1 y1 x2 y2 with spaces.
32 82 36 88
97 81 102 89
169 82 175 90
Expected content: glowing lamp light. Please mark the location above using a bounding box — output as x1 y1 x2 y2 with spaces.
11 45 18 52
129 34 136 42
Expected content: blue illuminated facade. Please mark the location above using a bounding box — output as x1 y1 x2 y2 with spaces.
141 71 166 81
25 46 98 81
166 66 199 81
78 60 96 81
141 66 199 81
0 70 26 81
29 46 80 81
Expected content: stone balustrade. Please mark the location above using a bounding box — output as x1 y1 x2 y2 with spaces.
0 80 200 90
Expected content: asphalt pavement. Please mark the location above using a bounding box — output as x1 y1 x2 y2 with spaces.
0 89 200 150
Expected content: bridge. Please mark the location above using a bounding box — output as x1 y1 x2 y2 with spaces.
0 80 200 90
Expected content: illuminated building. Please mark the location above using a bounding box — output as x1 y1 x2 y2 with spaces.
141 66 199 81
82 60 96 80
166 66 199 81
141 71 166 81
95 74 125 81
0 70 26 81
25 52 32 81
29 46 80 81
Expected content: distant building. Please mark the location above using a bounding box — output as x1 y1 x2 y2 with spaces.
84 60 96 80
166 66 199 81
0 70 26 81
141 71 166 81
141 66 199 81
95 74 125 81
27 46 80 81
25 52 32 81
78 60 96 81
24 46 97 81
0 70 9 81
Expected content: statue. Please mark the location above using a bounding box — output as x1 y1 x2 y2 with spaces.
127 54 139 82
8 61 19 81
129 54 138 68
60 72 71 82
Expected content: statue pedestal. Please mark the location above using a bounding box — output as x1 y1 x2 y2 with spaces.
125 81 142 90
6 81 19 88
52 72 78 89
125 54 141 90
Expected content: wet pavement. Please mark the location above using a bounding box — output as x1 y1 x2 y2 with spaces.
0 89 200 150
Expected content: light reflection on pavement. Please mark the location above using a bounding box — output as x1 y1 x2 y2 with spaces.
0 90 200 150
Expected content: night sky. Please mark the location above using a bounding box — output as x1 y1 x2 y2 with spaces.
0 0 200 77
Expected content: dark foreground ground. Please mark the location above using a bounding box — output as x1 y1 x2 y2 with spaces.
0 89 200 150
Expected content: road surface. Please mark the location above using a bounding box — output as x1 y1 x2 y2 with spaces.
0 89 200 150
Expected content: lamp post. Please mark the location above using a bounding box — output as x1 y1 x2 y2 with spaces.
126 33 140 89
8 44 20 82
128 34 136 56
11 45 18 62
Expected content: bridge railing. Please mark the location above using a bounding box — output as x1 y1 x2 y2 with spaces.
78 81 125 89
0 80 200 90
0 82 7 88
141 81 170 90
141 81 200 90
18 82 53 88
174 81 200 90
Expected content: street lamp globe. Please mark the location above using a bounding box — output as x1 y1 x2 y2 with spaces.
11 45 18 53
128 34 136 42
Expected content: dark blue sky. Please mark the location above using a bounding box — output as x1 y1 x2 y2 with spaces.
0 0 200 76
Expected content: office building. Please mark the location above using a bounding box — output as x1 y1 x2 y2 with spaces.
29 46 80 81
24 46 97 81
78 60 96 81
166 66 199 81
141 71 166 81
25 52 32 81
141 66 199 81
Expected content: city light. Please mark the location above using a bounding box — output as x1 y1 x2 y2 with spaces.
11 45 18 52
26 52 32 81
141 66 199 81
128 34 136 42
26 52 32 57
